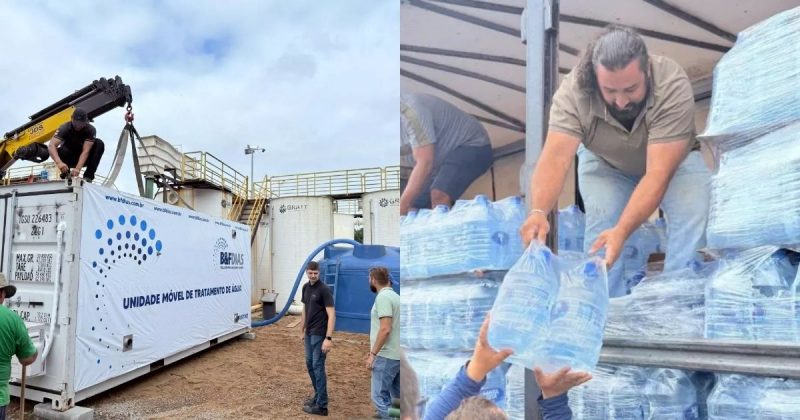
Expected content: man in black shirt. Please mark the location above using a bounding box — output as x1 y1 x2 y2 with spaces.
48 108 105 182
300 260 335 416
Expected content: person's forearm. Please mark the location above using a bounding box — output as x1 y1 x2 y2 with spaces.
400 161 433 210
615 174 669 238
49 145 63 165
76 150 90 170
370 328 391 354
325 313 335 337
530 155 572 213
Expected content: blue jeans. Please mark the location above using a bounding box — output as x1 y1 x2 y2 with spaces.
578 146 710 297
371 356 400 418
305 335 328 408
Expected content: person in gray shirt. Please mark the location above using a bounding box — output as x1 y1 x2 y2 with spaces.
400 93 493 215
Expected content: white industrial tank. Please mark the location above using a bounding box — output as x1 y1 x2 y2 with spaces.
270 196 334 309
333 214 355 240
362 190 399 246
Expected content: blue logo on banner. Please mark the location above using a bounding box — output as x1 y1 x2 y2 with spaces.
92 214 164 277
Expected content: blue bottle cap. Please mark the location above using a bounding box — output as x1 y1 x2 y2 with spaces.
584 261 598 277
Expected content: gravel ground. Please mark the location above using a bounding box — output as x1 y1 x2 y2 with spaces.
10 316 376 420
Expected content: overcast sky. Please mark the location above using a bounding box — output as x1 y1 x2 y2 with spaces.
0 0 399 194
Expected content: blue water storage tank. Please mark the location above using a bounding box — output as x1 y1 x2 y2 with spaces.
320 244 400 334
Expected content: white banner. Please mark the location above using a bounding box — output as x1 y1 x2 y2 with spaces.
75 185 251 391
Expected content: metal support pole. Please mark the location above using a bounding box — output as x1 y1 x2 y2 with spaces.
522 0 559 418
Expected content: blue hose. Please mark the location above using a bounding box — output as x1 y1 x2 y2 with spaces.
251 238 360 328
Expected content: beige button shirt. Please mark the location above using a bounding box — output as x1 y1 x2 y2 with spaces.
549 55 699 176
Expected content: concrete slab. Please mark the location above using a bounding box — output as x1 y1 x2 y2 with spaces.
240 332 256 340
33 403 93 420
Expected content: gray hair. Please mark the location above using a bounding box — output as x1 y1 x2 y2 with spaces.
445 396 508 420
576 25 649 93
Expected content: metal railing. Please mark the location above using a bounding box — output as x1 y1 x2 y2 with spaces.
265 166 400 198
334 199 362 215
180 151 249 199
2 163 109 186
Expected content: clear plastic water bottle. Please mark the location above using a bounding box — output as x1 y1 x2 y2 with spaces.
568 365 616 420
539 257 608 372
488 243 559 367
505 365 526 420
558 205 585 252
457 195 497 273
707 374 765 420
644 368 699 419
400 210 417 281
608 367 648 420
494 196 525 268
421 205 450 277
408 208 432 279
750 250 798 342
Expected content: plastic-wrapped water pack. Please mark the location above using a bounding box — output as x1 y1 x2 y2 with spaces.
570 366 700 420
605 262 713 339
708 374 800 419
568 364 617 420
701 6 800 149
705 122 800 250
705 247 799 342
400 272 503 351
400 195 525 280
488 245 608 371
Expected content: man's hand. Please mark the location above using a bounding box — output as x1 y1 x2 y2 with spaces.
520 212 550 247
589 227 627 268
70 168 80 178
299 330 305 341
322 339 332 354
466 314 513 382
57 162 69 174
366 352 375 369
534 367 592 399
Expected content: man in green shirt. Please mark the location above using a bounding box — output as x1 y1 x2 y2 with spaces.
365 267 400 419
0 273 37 419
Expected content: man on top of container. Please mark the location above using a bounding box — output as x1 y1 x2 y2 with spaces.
520 25 710 297
0 273 38 419
300 261 336 416
365 267 400 419
400 92 494 215
48 108 106 183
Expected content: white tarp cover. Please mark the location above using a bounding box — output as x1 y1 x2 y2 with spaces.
75 184 251 391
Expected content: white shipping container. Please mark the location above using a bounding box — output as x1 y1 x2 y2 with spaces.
3 181 251 411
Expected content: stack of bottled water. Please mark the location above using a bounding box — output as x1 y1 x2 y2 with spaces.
570 365 702 419
702 6 800 148
558 205 585 252
606 262 712 339
400 195 525 280
401 195 529 413
406 350 510 410
704 247 799 342
400 273 502 350
488 244 608 372
708 374 800 419
699 7 800 249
